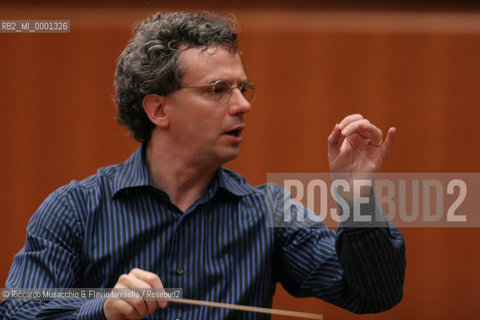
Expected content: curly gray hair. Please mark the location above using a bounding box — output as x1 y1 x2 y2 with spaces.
115 11 239 142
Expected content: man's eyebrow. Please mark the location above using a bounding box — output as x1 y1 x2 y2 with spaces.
214 78 250 83
192 77 249 86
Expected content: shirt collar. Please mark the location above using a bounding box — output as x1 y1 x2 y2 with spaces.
215 167 256 197
113 143 256 199
112 144 154 198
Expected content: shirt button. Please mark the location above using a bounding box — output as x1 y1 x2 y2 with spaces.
175 318 181 320
176 267 184 275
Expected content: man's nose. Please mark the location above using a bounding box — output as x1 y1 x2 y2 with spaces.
228 88 252 115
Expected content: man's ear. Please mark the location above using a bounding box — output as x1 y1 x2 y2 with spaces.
142 94 169 128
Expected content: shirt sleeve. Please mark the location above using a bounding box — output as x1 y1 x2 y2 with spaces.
272 185 406 314
0 190 107 320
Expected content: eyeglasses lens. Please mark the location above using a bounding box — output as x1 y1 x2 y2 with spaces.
212 81 256 104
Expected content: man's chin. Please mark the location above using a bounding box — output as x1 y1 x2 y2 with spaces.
218 149 240 165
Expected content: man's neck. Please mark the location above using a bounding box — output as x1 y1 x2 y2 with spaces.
144 139 219 212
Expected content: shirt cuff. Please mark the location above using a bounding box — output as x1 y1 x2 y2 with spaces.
77 298 106 320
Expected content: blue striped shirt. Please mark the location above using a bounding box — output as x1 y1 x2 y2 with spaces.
1 145 405 319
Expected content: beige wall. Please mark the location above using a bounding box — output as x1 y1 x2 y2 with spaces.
1 4 480 319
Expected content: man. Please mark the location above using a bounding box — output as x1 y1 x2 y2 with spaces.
1 11 405 319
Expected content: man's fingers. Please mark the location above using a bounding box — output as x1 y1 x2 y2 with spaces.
382 127 396 158
338 113 363 130
115 277 150 317
128 268 168 309
328 123 341 161
109 270 164 317
104 297 140 320
341 119 383 145
105 282 145 320
128 268 164 289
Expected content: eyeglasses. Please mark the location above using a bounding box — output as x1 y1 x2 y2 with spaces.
182 80 256 105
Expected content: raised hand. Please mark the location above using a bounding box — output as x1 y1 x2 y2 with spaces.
328 114 396 199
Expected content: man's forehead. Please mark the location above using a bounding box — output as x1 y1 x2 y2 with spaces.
178 46 239 64
177 46 245 81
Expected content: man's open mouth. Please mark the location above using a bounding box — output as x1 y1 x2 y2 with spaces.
225 129 241 137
